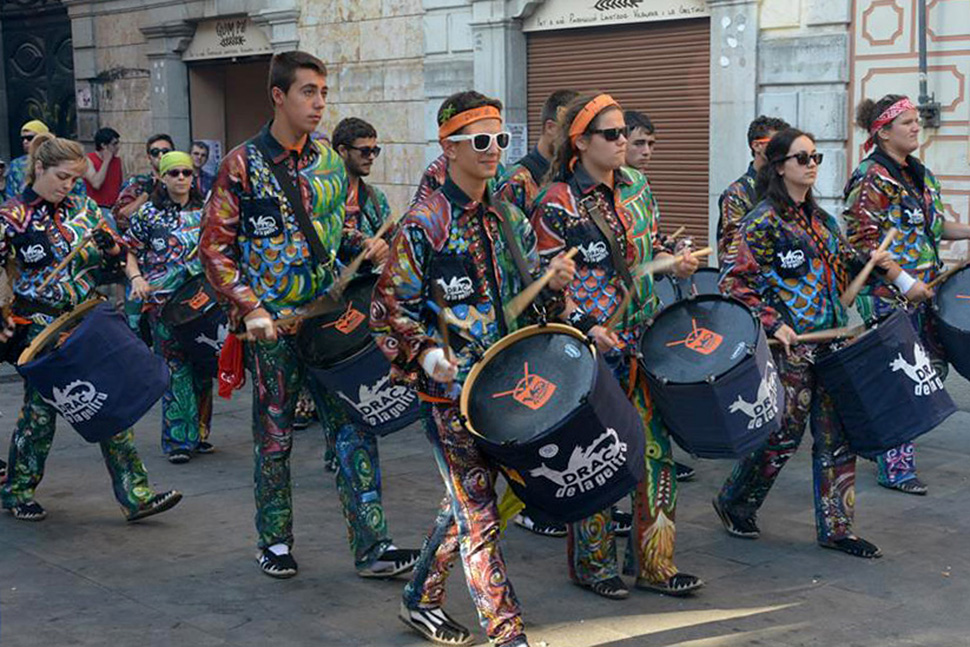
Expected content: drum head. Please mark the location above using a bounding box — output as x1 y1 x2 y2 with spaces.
465 326 596 446
161 274 220 326
690 267 722 296
934 266 970 333
654 274 678 310
296 274 377 368
640 295 758 384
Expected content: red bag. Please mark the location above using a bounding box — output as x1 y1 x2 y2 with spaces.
218 334 246 399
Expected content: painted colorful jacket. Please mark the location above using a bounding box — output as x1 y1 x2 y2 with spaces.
409 153 505 210
113 173 157 233
843 152 944 306
717 163 758 269
494 146 550 214
339 178 393 265
199 123 346 319
3 155 87 203
372 177 562 401
533 165 663 344
125 191 205 309
0 189 119 323
724 198 868 335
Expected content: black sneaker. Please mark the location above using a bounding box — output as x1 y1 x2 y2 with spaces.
398 603 473 645
0 458 6 481
359 547 421 579
512 512 567 537
9 500 47 521
675 461 696 481
196 442 215 455
712 497 759 538
167 450 191 464
258 547 298 578
612 508 632 537
127 490 183 522
324 451 338 473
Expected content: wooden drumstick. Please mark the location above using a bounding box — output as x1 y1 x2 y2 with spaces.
504 248 579 322
927 260 969 289
669 225 686 240
839 227 898 307
636 246 713 278
36 231 95 294
331 213 402 295
767 324 866 347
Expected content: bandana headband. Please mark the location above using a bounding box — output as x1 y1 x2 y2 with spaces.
438 106 502 140
864 97 917 152
568 94 621 145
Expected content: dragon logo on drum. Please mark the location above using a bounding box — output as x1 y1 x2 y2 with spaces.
337 375 416 426
491 362 557 410
665 318 723 355
529 428 628 499
323 301 367 335
41 380 108 424
890 342 943 396
195 322 229 351
728 359 780 430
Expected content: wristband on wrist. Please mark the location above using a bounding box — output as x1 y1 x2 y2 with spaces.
893 270 917 294
567 308 597 334
129 273 142 280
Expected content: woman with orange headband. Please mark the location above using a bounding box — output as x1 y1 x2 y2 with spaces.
843 94 970 494
532 94 703 599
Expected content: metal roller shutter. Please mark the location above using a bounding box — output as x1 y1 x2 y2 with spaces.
527 18 711 244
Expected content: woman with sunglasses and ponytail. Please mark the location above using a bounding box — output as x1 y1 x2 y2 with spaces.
532 93 702 600
712 128 918 559
842 94 970 495
124 151 213 464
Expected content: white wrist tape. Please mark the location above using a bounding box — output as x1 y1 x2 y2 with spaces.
422 348 446 377
245 316 274 334
893 270 917 295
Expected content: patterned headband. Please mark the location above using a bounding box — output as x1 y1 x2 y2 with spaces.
864 97 917 152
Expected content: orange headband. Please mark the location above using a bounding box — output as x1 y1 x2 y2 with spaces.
438 106 503 140
569 94 621 144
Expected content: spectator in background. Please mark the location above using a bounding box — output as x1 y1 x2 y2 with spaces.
5 120 50 200
624 110 656 174
113 133 174 233
84 127 125 230
190 140 215 197
0 159 7 198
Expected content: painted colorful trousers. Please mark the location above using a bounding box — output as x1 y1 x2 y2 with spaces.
245 335 392 569
568 358 678 586
1 381 155 516
148 312 213 454
858 297 948 487
404 402 523 644
716 347 857 544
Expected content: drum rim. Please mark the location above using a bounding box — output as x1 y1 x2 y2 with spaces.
932 265 970 320
17 297 106 366
459 322 595 439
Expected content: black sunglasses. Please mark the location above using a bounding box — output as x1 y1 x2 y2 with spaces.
783 151 824 166
166 169 193 178
149 147 172 158
347 145 381 158
589 126 630 142
21 134 35 142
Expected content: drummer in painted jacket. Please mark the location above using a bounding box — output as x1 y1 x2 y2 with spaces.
372 91 575 647
532 94 702 600
843 94 970 495
124 151 213 465
713 127 913 559
0 133 182 523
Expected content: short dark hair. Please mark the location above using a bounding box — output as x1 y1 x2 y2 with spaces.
747 115 790 155
268 51 327 102
436 91 503 134
624 110 654 135
191 140 210 156
94 127 120 151
146 133 174 154
541 89 579 125
332 117 378 152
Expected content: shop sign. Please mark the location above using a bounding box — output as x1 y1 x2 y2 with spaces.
523 0 709 32
184 18 273 61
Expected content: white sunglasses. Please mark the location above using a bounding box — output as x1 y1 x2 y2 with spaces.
445 131 512 152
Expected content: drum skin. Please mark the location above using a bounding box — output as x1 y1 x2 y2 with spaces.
17 303 169 443
462 324 645 524
160 274 228 378
297 275 377 368
639 295 781 458
932 266 970 380
815 309 956 458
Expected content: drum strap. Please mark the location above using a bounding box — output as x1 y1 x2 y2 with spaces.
626 360 638 400
579 193 636 292
358 181 383 237
417 391 455 405
250 137 331 267
494 203 534 289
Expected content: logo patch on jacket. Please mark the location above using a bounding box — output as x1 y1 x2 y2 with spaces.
776 249 806 270
578 241 609 264
435 275 474 302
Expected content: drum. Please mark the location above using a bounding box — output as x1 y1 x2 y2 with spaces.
296 274 419 436
17 300 170 443
814 309 956 458
160 274 228 378
932 265 970 380
653 268 721 312
653 274 680 310
461 323 645 523
638 294 781 458
688 267 722 296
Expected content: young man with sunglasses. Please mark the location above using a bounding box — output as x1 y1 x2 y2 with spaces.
373 91 576 647
716 115 789 268
113 133 175 233
5 121 50 200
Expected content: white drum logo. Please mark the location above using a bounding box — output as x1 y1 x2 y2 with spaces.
890 342 943 396
42 380 108 423
435 276 474 301
338 375 416 426
195 322 229 352
529 428 627 499
728 358 780 430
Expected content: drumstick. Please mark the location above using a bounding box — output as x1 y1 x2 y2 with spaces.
36 231 95 293
927 261 969 289
331 213 402 295
839 228 898 308
767 324 866 346
504 248 579 322
635 247 713 279
669 225 686 240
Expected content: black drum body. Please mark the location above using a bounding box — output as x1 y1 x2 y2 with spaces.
160 274 228 378
296 274 419 436
461 324 645 523
932 266 970 380
689 267 722 296
814 309 956 458
653 268 722 311
639 295 781 458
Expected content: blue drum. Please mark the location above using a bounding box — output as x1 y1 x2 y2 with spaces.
932 265 970 380
814 309 956 458
17 301 170 443
160 274 228 378
296 274 419 436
